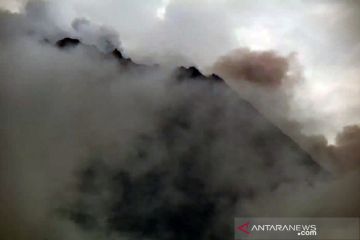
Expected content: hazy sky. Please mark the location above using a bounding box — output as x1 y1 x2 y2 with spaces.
1 0 359 142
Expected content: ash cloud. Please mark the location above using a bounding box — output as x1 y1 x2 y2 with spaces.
334 125 360 169
211 48 303 141
304 125 360 174
212 48 360 174
213 48 290 87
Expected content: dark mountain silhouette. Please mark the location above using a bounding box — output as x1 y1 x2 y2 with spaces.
55 37 224 82
175 66 224 83
54 37 325 240
111 48 143 68
56 37 80 48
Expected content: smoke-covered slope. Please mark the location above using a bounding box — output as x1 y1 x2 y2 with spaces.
49 38 324 240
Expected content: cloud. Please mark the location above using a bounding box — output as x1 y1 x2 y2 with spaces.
0 0 28 12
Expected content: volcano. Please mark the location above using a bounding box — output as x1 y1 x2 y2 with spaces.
55 37 324 240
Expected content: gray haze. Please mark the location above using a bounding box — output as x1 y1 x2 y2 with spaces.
0 1 359 240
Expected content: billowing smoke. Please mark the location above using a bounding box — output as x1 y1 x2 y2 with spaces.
334 125 360 170
0 1 359 240
212 46 360 174
211 46 360 221
213 48 290 87
303 125 360 174
71 18 121 53
211 48 303 148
